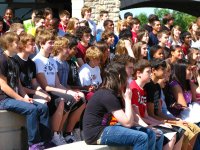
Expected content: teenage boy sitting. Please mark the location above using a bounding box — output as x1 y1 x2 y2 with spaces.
0 32 51 150
79 46 102 100
52 36 86 143
14 32 50 101
33 30 83 145
130 59 180 150
144 59 200 150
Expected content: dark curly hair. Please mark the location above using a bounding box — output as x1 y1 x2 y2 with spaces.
75 26 91 40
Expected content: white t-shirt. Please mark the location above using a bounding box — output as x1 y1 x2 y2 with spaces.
96 21 104 35
80 18 96 36
32 53 58 86
79 63 102 87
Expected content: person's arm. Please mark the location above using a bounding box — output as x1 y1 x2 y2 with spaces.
171 84 188 107
157 99 174 120
112 87 134 128
143 105 163 125
36 73 66 94
54 74 80 101
125 39 135 58
0 75 32 103
146 102 163 121
77 58 84 67
132 105 148 127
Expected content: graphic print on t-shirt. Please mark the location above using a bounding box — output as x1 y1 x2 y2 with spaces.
101 113 112 126
44 62 56 75
20 71 33 89
137 91 147 104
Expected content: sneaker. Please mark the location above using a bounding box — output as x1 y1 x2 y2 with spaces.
29 143 44 150
73 128 82 141
65 133 77 143
43 141 56 149
51 132 67 146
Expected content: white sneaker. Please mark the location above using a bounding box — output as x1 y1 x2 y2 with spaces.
51 132 67 146
65 133 77 143
73 129 82 141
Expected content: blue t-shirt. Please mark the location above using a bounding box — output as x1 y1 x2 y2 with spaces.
148 32 158 47
53 57 69 87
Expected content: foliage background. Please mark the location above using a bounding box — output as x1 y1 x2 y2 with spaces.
136 8 197 32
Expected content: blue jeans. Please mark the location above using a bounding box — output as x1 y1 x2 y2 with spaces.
155 130 164 150
99 125 156 150
0 98 51 145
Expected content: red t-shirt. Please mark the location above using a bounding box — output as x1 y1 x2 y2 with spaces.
76 42 90 63
130 80 147 117
58 22 67 32
131 31 137 44
181 44 190 55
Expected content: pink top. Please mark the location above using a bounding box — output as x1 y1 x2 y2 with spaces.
169 80 192 104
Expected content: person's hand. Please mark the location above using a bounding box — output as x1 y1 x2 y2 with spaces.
172 103 187 110
67 90 81 101
176 120 189 127
122 86 132 102
159 123 172 128
22 96 33 103
88 85 96 92
36 90 51 102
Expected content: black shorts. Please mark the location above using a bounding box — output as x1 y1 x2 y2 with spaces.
47 92 85 116
154 125 185 145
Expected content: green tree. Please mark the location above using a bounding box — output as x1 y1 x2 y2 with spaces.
154 8 170 20
154 8 196 32
172 10 196 32
135 13 148 26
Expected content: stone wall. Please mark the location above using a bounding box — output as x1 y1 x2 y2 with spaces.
84 0 121 24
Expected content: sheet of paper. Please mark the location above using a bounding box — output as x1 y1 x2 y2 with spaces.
164 132 177 140
33 99 47 104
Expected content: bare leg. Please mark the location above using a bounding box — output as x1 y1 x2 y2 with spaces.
65 103 86 132
59 111 70 131
187 134 198 150
51 100 64 132
173 135 184 150
163 134 176 150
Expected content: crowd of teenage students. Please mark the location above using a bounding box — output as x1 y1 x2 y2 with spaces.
0 5 200 150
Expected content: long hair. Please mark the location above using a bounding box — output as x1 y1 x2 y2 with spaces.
67 17 79 35
171 61 191 91
132 41 146 61
101 62 127 94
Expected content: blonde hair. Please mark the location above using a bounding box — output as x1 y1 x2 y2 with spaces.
132 41 146 61
81 5 92 18
85 46 102 62
115 39 128 55
116 20 128 34
67 17 79 35
188 21 198 41
35 29 54 46
9 23 24 32
18 32 35 52
52 36 69 56
0 32 19 50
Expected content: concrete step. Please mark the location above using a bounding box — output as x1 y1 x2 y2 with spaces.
46 141 132 150
0 110 27 150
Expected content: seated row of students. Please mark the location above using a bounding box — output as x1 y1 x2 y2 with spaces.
0 31 86 149
1 29 200 150
83 56 200 150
